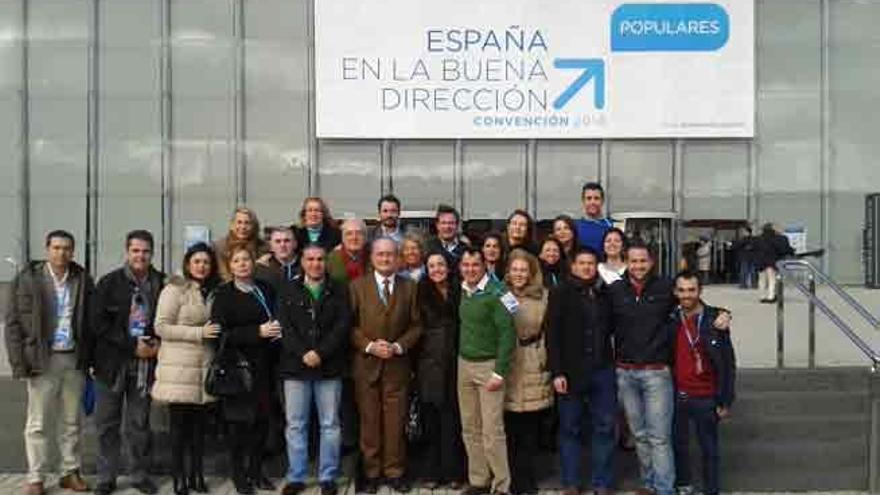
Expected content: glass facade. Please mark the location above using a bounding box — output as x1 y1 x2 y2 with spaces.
1 0 878 284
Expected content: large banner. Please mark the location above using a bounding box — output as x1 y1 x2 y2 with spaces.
315 0 754 139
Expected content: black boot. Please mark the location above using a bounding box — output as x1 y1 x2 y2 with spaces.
189 440 208 493
173 476 189 495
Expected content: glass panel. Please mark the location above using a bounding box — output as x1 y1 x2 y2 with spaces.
391 141 455 213
755 0 822 255
463 141 527 219
682 141 749 220
536 141 600 219
828 0 880 283
96 0 162 276
244 0 310 228
27 1 89 262
608 140 674 213
317 141 382 219
0 94 22 280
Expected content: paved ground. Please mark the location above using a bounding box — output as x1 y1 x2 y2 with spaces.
0 474 870 494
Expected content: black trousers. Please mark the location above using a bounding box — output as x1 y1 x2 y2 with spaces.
504 410 546 494
421 402 466 483
226 417 270 482
168 404 207 479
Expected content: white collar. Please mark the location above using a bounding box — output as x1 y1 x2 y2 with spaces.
45 263 69 286
462 273 490 296
374 270 395 287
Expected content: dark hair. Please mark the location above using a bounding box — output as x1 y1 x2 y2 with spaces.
761 223 775 236
505 209 535 248
126 230 154 250
674 270 703 290
602 227 628 261
45 230 75 249
540 237 566 263
461 246 484 263
182 242 220 288
301 242 326 255
626 237 654 259
481 231 506 262
552 215 579 250
581 181 605 199
572 245 600 263
377 194 401 211
435 204 461 224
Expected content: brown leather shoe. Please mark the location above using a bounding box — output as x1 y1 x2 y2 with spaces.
593 489 615 495
634 489 655 495
23 482 45 495
561 487 580 495
59 471 90 492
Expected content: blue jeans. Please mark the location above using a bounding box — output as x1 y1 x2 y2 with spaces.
616 367 675 495
738 261 755 289
283 379 342 484
673 395 720 495
557 367 617 490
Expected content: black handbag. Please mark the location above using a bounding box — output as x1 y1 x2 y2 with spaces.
205 333 253 398
405 387 424 445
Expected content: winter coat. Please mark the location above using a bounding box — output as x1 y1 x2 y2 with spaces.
4 261 94 379
277 277 352 380
416 279 460 405
151 277 216 405
754 232 795 270
90 265 164 386
504 278 553 413
546 276 613 395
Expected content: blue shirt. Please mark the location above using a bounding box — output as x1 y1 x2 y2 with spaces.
576 217 614 255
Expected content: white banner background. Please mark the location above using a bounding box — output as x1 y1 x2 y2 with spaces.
315 0 754 139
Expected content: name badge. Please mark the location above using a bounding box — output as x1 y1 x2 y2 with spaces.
499 292 519 315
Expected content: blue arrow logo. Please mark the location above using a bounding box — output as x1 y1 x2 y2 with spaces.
553 58 606 110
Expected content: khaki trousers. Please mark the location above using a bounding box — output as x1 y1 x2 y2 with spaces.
25 352 85 483
759 267 778 300
457 358 510 493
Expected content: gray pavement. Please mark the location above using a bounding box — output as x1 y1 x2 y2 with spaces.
0 474 868 494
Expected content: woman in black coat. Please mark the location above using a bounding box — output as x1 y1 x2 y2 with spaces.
754 223 795 303
210 246 280 495
415 251 466 489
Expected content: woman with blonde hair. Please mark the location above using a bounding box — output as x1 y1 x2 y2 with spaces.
214 206 268 280
503 248 553 495
398 232 426 282
295 197 341 252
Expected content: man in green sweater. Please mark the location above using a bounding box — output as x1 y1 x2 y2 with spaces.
457 246 516 495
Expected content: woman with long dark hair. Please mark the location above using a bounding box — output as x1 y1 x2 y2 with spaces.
504 209 538 255
598 228 628 284
152 243 221 494
416 251 466 489
538 237 567 289
210 247 280 495
551 215 579 260
481 232 506 283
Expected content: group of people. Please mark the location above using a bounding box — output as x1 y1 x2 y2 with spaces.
732 224 796 302
5 182 737 495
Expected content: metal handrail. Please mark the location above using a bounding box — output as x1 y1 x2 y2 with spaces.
778 258 880 329
775 259 880 371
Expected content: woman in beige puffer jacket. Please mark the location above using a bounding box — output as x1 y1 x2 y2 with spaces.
151 243 220 493
503 248 553 495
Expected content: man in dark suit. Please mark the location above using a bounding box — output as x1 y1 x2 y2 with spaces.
350 237 422 493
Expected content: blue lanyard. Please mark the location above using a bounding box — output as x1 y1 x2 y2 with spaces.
55 283 70 320
679 308 704 349
250 286 272 319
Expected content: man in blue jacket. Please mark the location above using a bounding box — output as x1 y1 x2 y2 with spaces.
669 272 736 495
575 182 614 256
